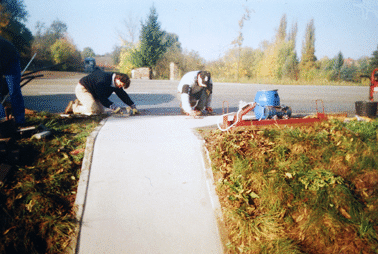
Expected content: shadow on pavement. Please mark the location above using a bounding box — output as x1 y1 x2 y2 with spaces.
137 107 237 116
24 94 77 113
24 93 177 114
116 93 176 106
23 93 234 117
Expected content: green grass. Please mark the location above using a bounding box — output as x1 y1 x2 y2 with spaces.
202 117 378 253
0 112 106 254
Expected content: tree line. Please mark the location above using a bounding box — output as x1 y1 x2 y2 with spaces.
207 14 377 84
0 0 32 66
117 5 205 79
118 7 378 84
1 1 81 71
1 1 378 84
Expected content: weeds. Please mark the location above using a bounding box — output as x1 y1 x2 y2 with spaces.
0 112 106 254
203 118 378 253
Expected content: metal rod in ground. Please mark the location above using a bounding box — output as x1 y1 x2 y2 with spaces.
21 53 37 75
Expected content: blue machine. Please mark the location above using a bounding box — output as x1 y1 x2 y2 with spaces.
254 89 292 119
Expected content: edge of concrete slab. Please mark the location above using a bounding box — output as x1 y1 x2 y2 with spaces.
67 117 108 254
67 117 226 254
195 130 227 253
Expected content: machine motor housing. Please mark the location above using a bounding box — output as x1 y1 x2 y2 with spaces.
259 105 292 119
254 89 291 119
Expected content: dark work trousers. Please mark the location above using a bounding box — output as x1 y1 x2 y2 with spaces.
0 59 25 124
190 88 210 110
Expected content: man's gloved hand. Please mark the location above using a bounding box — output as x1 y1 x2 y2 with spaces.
130 104 140 115
205 107 215 115
109 103 122 113
187 110 202 117
132 108 139 115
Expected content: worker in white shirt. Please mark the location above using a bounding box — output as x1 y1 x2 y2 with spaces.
177 71 213 117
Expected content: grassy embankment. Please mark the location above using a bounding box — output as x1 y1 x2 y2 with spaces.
202 117 378 253
0 112 106 254
1 107 378 253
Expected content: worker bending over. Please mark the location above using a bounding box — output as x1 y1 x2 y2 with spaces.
65 69 138 115
177 70 213 116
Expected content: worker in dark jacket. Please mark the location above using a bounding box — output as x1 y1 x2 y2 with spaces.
0 36 25 124
65 69 138 115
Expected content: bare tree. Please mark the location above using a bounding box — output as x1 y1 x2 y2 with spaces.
231 6 252 82
119 12 139 45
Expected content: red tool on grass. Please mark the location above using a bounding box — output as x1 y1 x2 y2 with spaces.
218 89 328 131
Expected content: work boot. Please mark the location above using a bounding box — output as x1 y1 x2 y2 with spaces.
65 101 74 114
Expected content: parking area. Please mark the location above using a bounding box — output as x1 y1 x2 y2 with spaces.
21 71 369 116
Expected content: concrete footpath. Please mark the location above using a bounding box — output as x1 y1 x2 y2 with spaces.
72 114 225 254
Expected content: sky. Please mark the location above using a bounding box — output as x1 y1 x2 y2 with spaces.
23 0 378 62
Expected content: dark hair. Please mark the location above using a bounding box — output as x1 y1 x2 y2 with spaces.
198 71 211 85
115 73 130 88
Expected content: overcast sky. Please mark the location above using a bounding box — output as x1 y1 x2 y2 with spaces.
23 0 378 61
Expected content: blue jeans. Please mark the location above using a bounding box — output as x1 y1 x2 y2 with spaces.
0 59 25 124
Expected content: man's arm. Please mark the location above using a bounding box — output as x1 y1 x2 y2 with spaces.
180 84 192 113
114 88 135 107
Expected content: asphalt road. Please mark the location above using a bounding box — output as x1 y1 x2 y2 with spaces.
21 72 370 117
